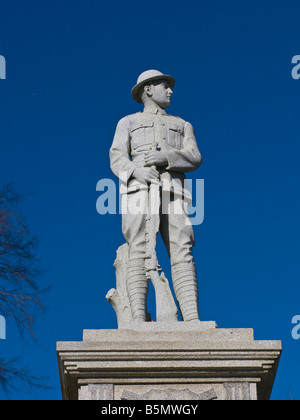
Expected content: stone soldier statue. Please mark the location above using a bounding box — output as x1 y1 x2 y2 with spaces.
109 70 202 323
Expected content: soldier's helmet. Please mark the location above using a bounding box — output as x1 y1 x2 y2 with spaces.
131 70 175 103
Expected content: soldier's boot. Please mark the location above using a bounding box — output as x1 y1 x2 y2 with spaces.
172 261 200 322
126 258 149 322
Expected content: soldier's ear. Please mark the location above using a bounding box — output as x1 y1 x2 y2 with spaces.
140 84 153 103
144 84 153 97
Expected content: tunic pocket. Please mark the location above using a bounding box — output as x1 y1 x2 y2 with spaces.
168 122 182 150
130 122 154 150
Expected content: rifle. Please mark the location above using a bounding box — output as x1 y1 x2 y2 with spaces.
144 143 178 323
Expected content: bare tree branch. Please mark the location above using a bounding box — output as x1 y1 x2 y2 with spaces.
0 358 50 398
0 184 49 396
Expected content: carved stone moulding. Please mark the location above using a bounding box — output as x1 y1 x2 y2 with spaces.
57 327 281 401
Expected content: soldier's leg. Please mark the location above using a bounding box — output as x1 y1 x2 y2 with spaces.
122 190 149 322
126 258 149 322
171 260 199 322
160 194 200 321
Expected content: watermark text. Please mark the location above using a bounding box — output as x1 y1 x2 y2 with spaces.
292 55 300 80
0 55 6 79
0 315 6 340
292 315 300 340
96 176 204 226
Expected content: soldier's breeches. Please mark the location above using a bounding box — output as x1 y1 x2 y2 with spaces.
126 258 149 322
172 261 200 322
122 190 195 265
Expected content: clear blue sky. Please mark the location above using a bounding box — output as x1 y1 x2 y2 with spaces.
0 0 300 400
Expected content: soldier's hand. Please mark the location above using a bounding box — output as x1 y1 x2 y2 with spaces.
144 151 168 167
132 167 160 183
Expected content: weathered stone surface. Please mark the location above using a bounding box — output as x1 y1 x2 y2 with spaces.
106 244 133 326
82 325 252 343
120 387 218 401
116 320 217 333
106 243 178 327
79 384 114 401
57 327 281 401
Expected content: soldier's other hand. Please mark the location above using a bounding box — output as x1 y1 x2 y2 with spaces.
144 151 168 167
132 167 160 183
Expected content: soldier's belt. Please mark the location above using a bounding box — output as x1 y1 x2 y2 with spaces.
120 179 192 203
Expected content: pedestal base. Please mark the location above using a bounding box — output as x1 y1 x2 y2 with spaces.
57 324 281 400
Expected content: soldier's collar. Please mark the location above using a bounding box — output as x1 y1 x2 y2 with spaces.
143 104 167 115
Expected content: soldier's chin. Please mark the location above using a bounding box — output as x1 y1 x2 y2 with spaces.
161 99 171 109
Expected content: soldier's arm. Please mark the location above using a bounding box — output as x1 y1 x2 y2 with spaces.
109 117 137 183
165 122 202 173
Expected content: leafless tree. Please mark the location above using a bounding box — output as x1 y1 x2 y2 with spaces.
0 184 48 396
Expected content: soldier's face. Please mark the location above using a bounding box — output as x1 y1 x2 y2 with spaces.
149 80 173 109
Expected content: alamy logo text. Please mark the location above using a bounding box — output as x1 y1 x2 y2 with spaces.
0 316 6 340
96 176 204 226
292 55 300 80
0 55 6 79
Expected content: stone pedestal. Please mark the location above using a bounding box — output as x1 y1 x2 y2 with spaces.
57 323 281 401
